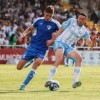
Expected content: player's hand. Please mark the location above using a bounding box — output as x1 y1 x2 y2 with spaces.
46 39 54 46
17 34 24 43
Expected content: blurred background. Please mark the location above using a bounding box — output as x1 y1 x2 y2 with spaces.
0 0 100 65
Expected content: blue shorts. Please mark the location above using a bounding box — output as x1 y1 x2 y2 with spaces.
53 41 74 56
22 48 46 61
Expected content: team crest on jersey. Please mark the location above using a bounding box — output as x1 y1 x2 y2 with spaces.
47 25 51 30
78 30 82 37
79 28 85 37
40 23 43 25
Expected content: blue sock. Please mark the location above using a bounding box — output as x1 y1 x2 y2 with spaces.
23 69 36 86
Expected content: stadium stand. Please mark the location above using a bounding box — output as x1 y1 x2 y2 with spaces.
0 0 100 65
0 0 100 47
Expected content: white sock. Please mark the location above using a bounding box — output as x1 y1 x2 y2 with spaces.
24 59 34 67
48 66 57 81
31 69 36 74
74 67 81 83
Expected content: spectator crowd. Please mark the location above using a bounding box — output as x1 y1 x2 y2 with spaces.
0 0 100 47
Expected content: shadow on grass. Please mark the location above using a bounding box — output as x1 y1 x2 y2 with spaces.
0 89 50 94
0 89 71 94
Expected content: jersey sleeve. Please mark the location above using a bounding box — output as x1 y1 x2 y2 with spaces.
32 18 39 27
61 18 72 30
56 21 61 29
51 19 61 30
82 31 90 39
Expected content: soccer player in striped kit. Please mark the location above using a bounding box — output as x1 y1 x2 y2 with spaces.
45 13 93 88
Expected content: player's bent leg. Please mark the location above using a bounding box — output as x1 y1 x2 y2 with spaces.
68 50 82 88
45 49 63 88
19 58 42 90
20 69 36 90
17 59 28 70
53 49 64 67
32 58 43 70
68 50 82 66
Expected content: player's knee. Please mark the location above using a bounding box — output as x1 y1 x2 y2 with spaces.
56 54 63 61
77 56 82 63
17 66 21 70
17 64 23 70
34 61 41 67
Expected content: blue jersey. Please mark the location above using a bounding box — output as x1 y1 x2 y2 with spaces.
27 17 61 52
22 17 61 61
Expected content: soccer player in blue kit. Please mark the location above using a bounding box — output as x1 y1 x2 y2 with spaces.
17 5 61 90
45 13 93 89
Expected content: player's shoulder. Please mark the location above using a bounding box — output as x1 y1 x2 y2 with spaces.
34 17 44 22
51 18 60 24
68 18 76 21
51 18 61 27
65 18 77 24
83 25 90 33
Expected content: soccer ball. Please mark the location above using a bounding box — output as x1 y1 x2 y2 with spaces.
49 80 60 91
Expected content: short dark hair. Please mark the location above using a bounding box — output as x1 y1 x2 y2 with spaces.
45 5 54 14
79 13 87 17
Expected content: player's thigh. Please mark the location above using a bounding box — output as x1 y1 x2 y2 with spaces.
17 50 35 69
68 50 82 62
32 58 43 69
17 59 28 70
53 41 65 60
55 49 64 61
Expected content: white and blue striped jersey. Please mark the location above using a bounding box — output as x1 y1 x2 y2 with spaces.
56 18 90 45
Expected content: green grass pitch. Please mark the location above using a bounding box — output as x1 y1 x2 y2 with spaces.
0 64 100 100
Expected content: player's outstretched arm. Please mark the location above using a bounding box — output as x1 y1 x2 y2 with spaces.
52 27 64 40
85 38 94 47
46 27 64 46
18 26 34 42
46 39 54 46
